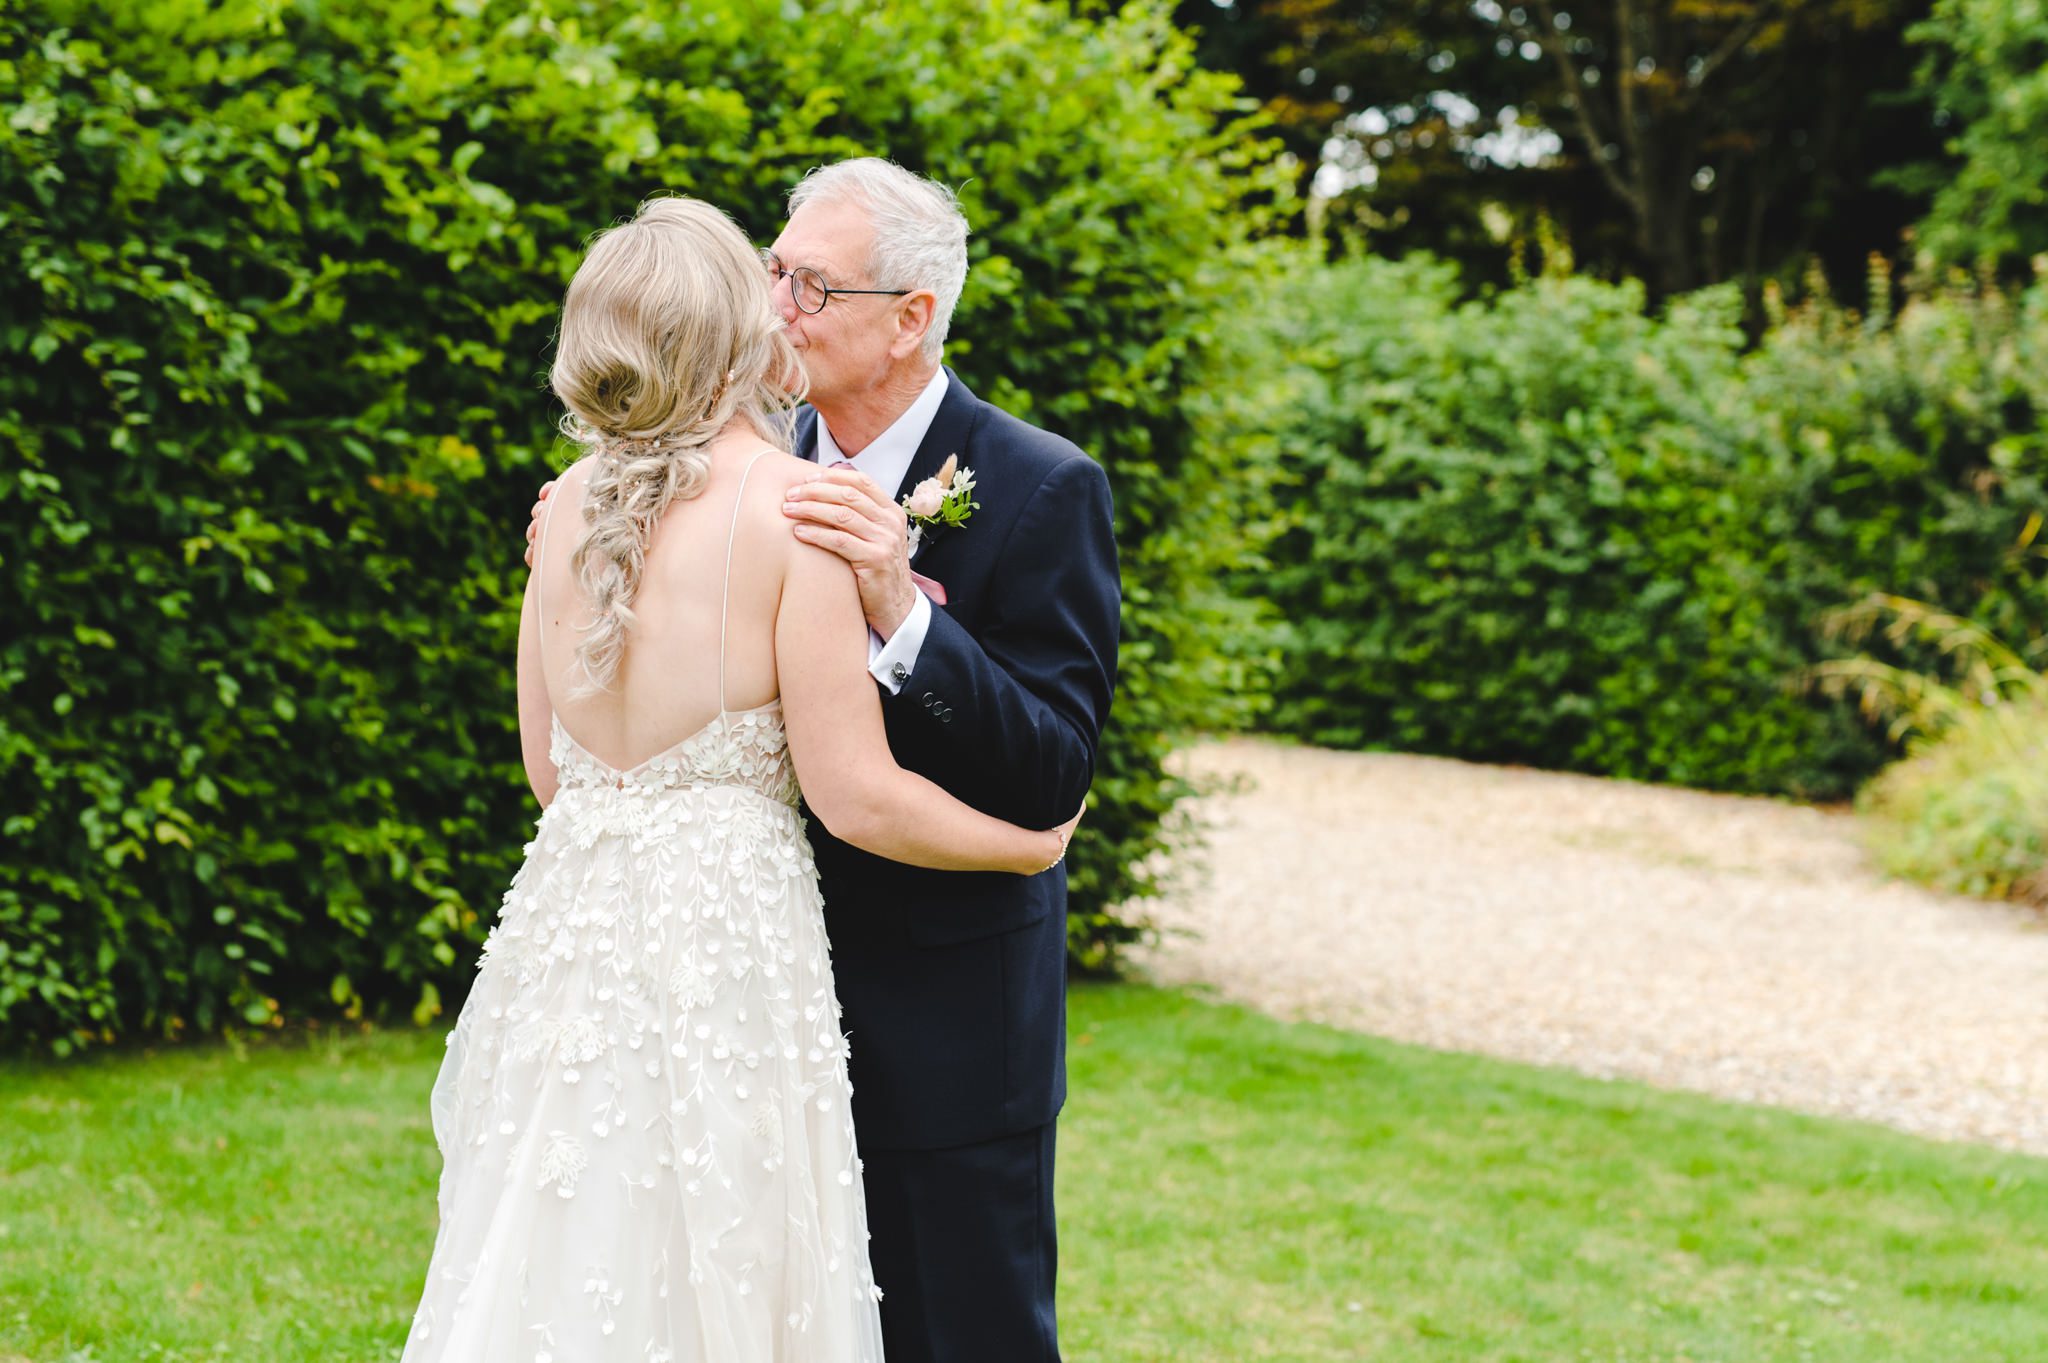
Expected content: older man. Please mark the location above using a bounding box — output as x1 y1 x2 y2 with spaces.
771 159 1119 1363
528 160 1119 1362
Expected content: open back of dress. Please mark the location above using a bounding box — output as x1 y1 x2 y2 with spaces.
533 448 784 775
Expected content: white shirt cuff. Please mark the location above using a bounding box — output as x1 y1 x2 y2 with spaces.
868 589 933 694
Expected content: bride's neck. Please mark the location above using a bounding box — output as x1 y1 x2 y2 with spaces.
702 418 773 459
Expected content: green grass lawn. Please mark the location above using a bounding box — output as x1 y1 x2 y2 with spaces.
3 983 2044 1361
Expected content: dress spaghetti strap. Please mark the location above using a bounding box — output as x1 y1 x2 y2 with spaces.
533 481 561 657
717 449 773 718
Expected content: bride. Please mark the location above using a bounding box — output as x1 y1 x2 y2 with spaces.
398 197 1075 1362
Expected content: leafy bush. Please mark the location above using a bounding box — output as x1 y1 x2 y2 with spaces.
1858 698 2048 908
1239 256 2046 797
1813 585 2048 908
0 0 1281 1048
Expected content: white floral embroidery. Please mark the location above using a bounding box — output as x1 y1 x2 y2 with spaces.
584 1273 623 1337
552 1014 608 1065
668 958 717 1012
537 1131 588 1199
749 1099 784 1166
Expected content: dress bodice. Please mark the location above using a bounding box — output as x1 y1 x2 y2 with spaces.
548 704 800 809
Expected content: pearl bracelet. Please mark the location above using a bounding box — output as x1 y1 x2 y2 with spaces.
1039 825 1072 875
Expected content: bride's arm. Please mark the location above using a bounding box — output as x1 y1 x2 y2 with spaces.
778 537 1069 875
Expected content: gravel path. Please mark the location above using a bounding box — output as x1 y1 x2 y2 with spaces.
1132 738 2048 1155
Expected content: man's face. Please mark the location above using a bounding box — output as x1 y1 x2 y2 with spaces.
767 197 897 411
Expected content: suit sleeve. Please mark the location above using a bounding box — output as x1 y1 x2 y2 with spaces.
886 454 1120 828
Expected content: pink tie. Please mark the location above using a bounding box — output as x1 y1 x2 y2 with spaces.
831 459 947 605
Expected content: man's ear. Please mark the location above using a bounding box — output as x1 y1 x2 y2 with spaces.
890 290 938 361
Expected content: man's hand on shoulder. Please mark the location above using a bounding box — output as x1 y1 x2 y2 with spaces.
781 465 918 639
523 480 557 569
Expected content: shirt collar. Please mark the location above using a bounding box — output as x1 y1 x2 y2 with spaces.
814 366 951 499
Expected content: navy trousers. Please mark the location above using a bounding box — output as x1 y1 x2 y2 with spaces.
860 1122 1061 1363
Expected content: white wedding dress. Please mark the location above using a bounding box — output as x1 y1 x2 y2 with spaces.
400 455 885 1363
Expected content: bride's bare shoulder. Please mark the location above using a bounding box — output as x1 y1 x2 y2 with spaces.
536 456 600 543
549 453 602 506
741 450 822 526
747 447 821 492
734 448 819 550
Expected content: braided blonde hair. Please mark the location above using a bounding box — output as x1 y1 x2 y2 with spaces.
549 196 805 694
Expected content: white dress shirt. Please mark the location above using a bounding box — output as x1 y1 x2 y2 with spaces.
814 366 950 695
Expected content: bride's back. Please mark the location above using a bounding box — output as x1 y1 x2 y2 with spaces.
534 441 801 770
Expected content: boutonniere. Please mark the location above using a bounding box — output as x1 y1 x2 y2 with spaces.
902 454 977 553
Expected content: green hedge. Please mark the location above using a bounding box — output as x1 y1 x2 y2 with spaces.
1237 257 2047 797
0 0 1282 1049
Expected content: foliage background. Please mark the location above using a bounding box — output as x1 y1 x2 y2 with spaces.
0 0 1283 1048
8 0 2048 1054
1229 256 2047 798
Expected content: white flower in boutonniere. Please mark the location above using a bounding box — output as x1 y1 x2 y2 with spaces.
902 454 977 554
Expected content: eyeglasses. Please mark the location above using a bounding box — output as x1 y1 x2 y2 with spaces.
760 249 910 315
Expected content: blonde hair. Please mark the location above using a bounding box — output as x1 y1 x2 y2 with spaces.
549 196 805 693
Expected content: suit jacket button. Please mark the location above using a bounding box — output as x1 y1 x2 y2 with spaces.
921 692 935 708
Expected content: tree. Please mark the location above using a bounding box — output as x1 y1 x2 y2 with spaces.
1172 0 1556 280
1175 0 1938 297
1890 0 2048 274
1502 0 1927 296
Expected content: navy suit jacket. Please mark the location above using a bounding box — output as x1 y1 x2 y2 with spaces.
795 369 1120 1151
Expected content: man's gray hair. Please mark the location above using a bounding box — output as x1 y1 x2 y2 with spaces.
789 158 969 363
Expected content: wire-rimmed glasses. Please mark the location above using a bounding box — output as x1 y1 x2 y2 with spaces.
760 249 910 315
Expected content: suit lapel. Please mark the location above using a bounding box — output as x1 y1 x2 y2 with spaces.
793 406 820 462
895 368 980 502
898 370 982 566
